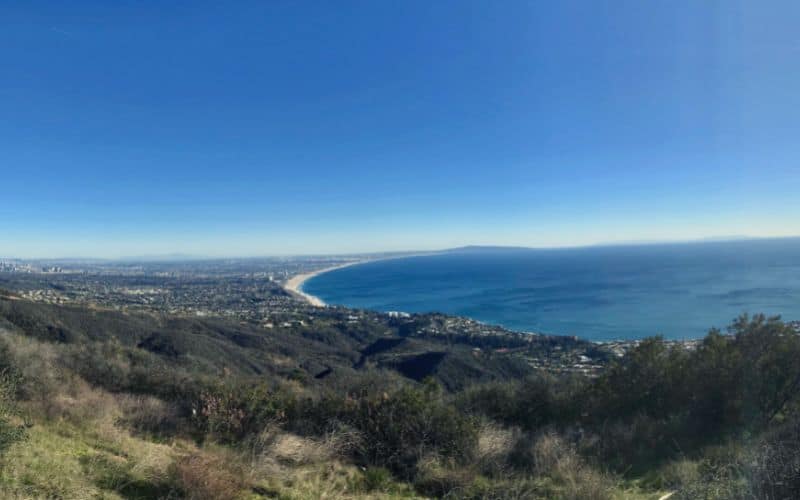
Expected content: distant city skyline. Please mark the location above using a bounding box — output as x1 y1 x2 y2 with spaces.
2 2 799 258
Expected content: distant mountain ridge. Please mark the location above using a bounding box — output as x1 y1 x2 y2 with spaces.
443 235 800 254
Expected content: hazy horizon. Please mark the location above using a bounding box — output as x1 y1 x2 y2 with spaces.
3 2 799 257
3 234 800 261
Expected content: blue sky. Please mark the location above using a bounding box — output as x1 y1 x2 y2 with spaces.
2 1 799 258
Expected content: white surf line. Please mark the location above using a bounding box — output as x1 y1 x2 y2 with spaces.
282 252 438 307
283 260 368 306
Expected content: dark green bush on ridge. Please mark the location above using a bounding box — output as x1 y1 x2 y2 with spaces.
455 314 800 476
340 380 478 477
194 376 478 479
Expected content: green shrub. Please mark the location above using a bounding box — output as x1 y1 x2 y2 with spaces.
194 382 296 442
288 380 479 479
0 341 26 455
360 466 394 492
457 375 583 432
116 395 183 438
347 383 478 477
0 372 25 455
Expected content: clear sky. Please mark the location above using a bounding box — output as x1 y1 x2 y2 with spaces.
2 1 799 258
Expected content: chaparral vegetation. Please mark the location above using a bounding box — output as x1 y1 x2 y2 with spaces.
1 290 798 499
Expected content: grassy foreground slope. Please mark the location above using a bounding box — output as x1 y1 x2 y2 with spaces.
1 294 799 498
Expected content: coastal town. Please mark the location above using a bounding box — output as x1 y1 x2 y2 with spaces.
0 255 729 378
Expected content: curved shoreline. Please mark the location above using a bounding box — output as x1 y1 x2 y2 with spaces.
283 260 367 306
282 254 716 344
283 252 436 307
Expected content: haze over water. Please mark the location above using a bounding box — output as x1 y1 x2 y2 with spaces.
304 238 800 341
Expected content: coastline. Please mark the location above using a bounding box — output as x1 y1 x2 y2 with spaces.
283 252 436 307
282 260 368 306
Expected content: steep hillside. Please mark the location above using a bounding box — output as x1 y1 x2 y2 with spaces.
0 295 543 393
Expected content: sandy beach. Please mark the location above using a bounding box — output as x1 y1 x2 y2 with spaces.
283 260 365 306
284 252 435 307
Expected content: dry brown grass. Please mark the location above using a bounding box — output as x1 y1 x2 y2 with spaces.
269 432 333 465
244 426 341 482
174 452 246 500
527 432 617 500
475 423 519 476
117 394 181 435
413 455 476 497
2 333 63 415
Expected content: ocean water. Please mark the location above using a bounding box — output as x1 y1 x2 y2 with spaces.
303 238 800 341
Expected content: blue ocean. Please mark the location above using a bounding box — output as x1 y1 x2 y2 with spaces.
303 238 800 341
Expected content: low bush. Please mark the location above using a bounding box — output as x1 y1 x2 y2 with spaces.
474 423 519 477
0 371 25 456
413 456 476 498
359 466 394 492
117 394 183 438
343 382 479 478
509 431 616 500
194 382 296 442
173 453 245 500
457 374 582 433
746 415 800 499
259 379 479 479
0 341 26 455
